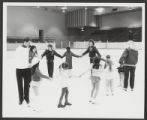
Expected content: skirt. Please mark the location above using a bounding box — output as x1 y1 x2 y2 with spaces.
91 76 101 83
31 80 40 87
59 80 69 88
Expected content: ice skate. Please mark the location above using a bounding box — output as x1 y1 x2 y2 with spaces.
49 77 53 80
91 99 96 104
131 89 134 91
58 104 65 108
124 88 127 91
19 100 24 105
64 102 72 106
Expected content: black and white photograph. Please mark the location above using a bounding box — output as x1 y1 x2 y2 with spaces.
2 2 145 119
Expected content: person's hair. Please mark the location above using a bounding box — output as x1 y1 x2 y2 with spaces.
29 45 38 63
59 62 69 70
105 55 112 72
30 45 38 54
66 47 70 52
30 45 36 52
48 44 53 48
106 55 110 59
23 38 30 43
92 56 101 69
89 39 95 45
31 63 39 75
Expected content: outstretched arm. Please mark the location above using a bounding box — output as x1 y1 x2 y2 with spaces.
100 57 106 62
61 52 66 58
71 51 81 58
37 69 49 79
54 50 63 58
41 50 47 58
79 64 93 77
82 47 89 56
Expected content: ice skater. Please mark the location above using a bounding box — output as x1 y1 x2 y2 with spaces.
119 40 138 91
41 44 63 80
79 56 104 104
58 62 72 108
15 38 32 106
104 55 115 96
29 46 49 111
62 47 81 69
81 39 101 64
61 47 81 76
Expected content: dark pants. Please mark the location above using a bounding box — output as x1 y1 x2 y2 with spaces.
47 61 54 78
16 68 31 103
59 87 69 105
124 66 136 89
90 57 94 64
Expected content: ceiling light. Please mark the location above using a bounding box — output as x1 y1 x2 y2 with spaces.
95 7 104 13
81 27 84 31
62 9 66 13
128 7 137 10
61 6 67 10
61 6 67 13
85 7 88 10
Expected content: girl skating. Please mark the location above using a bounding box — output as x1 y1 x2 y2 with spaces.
81 39 101 64
79 56 104 104
104 55 115 96
58 62 72 108
29 46 49 111
62 47 81 69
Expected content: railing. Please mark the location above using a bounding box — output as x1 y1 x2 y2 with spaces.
7 35 142 50
7 41 142 50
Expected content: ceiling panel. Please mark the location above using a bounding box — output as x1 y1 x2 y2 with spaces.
35 6 141 15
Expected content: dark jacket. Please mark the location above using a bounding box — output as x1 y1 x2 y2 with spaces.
42 50 62 62
82 46 101 58
62 51 80 69
119 48 138 65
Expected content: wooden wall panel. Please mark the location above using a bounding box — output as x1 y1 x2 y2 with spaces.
66 9 88 28
65 9 100 28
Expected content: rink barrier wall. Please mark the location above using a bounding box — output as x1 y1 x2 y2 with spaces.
7 43 56 50
7 42 142 50
73 42 142 49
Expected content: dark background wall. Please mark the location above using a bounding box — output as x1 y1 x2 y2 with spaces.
67 9 142 43
67 27 141 43
7 7 142 48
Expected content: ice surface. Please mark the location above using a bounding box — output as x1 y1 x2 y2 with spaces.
2 49 144 118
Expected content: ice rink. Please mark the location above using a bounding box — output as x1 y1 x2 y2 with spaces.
2 49 144 118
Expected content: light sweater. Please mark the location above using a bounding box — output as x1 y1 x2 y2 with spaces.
15 46 31 69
